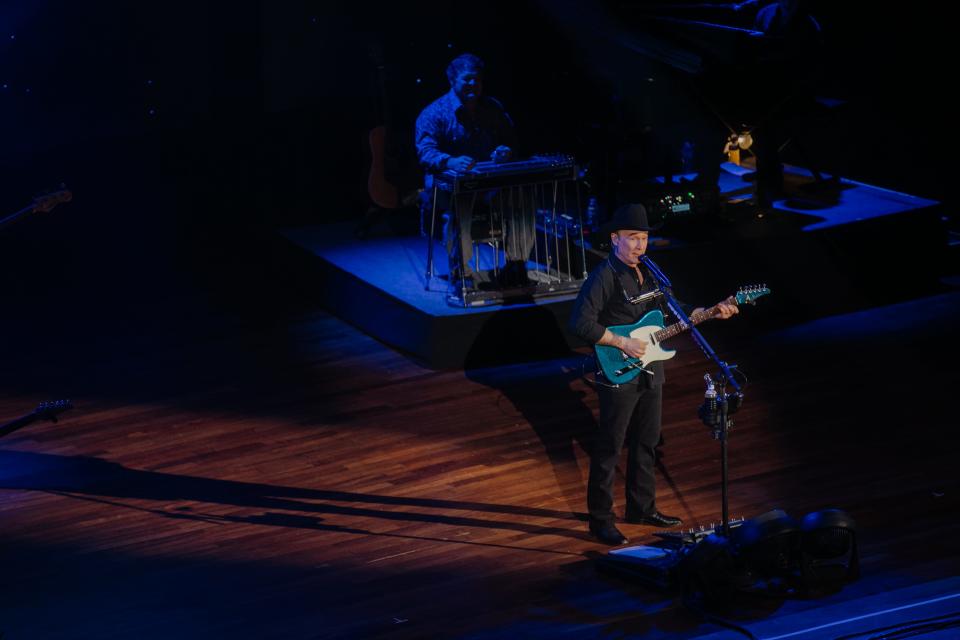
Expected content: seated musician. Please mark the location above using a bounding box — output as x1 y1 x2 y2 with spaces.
568 203 738 546
415 53 517 285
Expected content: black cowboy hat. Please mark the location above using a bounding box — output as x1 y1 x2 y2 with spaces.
601 203 662 234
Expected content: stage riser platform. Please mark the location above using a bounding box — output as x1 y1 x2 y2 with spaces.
642 206 949 326
281 235 578 368
281 170 944 368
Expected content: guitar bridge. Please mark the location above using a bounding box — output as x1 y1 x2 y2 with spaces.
614 361 645 377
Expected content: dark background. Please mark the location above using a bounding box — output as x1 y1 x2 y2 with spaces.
0 1 951 328
0 8 955 638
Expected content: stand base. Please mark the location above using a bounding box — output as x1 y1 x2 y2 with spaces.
449 270 585 307
598 518 748 590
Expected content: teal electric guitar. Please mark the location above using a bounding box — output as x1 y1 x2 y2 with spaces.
595 285 770 384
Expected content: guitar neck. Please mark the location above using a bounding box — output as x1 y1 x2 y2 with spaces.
0 413 41 439
653 298 732 343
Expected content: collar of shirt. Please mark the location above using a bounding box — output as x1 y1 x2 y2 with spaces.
446 88 465 110
443 89 473 118
446 89 498 123
608 254 644 280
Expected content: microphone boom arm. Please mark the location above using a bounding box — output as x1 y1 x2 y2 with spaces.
640 255 742 394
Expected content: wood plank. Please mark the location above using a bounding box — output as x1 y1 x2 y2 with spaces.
0 294 957 639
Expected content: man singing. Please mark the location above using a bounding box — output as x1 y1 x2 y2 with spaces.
569 203 739 545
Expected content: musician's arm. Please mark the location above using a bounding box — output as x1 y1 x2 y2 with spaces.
597 329 634 351
569 271 648 359
713 303 739 319
600 329 647 359
656 286 734 323
568 270 608 346
690 302 739 319
414 112 451 173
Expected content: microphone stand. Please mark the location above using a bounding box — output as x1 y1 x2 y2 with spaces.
641 255 744 538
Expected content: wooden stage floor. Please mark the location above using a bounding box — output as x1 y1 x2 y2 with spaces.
1 285 958 638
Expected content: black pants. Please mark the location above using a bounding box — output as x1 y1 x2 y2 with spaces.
425 188 535 279
588 382 662 525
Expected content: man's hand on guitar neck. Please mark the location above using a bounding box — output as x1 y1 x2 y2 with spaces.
692 301 740 320
713 299 740 319
714 302 739 319
599 330 647 359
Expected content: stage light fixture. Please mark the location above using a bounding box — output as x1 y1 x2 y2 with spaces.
799 508 859 589
677 533 738 605
731 508 800 580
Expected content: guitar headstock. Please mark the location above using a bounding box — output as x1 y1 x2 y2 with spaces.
734 284 771 305
33 399 73 423
32 187 73 213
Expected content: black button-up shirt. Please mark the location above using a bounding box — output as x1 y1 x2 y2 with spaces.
569 256 691 386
